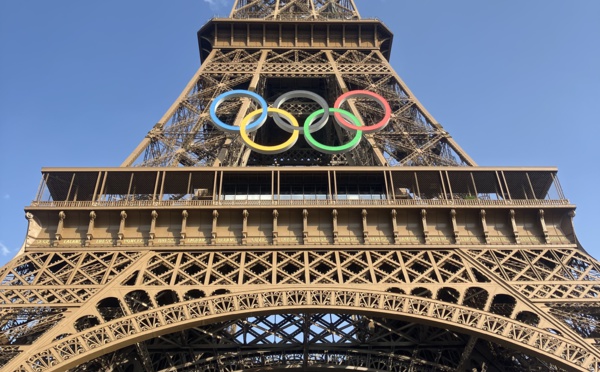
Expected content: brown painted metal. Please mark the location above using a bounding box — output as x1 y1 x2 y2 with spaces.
1 1 600 371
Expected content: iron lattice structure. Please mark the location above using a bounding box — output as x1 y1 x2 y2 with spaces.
1 1 600 371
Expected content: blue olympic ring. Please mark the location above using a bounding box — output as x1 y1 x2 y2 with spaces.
209 90 268 133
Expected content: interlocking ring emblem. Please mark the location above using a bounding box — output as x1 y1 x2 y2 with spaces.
209 89 391 155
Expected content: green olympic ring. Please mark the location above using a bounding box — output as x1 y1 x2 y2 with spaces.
303 108 363 154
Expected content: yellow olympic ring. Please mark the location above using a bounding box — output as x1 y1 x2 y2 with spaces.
240 108 299 155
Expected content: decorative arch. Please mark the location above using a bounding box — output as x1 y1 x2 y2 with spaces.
490 293 517 317
410 287 432 298
436 287 460 303
516 310 541 326
96 297 125 322
385 287 405 294
184 289 205 300
123 289 153 313
73 315 100 332
155 289 179 307
11 288 598 371
212 288 231 296
463 287 489 310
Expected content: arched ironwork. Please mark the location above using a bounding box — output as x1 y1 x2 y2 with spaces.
9 289 598 371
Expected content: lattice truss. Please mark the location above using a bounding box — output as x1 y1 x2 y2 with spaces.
136 50 261 167
330 50 471 166
230 0 360 20
69 315 562 372
1 247 600 370
127 48 473 167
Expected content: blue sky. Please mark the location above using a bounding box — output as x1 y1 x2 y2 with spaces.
0 0 599 265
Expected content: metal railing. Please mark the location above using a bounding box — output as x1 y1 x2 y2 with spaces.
30 198 571 209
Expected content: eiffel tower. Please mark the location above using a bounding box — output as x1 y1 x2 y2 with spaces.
1 0 600 371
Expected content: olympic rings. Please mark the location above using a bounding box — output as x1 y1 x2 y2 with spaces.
208 89 391 155
334 90 391 132
240 108 299 155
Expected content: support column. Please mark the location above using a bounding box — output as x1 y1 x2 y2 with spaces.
302 209 309 244
332 209 338 244
180 210 188 245
211 210 219 244
509 209 520 244
421 209 429 243
480 209 489 244
456 336 479 371
86 211 96 246
391 209 399 244
54 211 66 246
272 210 279 245
149 210 158 246
242 209 249 245
450 209 459 244
361 209 369 244
539 209 549 243
117 211 127 246
235 50 270 167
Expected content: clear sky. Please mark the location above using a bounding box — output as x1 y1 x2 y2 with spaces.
0 0 599 266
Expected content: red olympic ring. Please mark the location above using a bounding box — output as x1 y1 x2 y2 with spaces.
333 90 391 132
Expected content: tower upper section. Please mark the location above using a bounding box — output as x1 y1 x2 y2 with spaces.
124 0 475 167
198 0 392 62
230 0 361 20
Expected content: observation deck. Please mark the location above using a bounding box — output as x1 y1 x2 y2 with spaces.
22 166 576 250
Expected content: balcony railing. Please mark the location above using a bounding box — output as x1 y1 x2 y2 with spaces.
30 198 571 209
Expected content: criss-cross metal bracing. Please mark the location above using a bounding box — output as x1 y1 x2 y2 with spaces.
1 1 599 371
230 0 361 20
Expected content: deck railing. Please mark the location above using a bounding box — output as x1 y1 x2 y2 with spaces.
30 198 571 209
